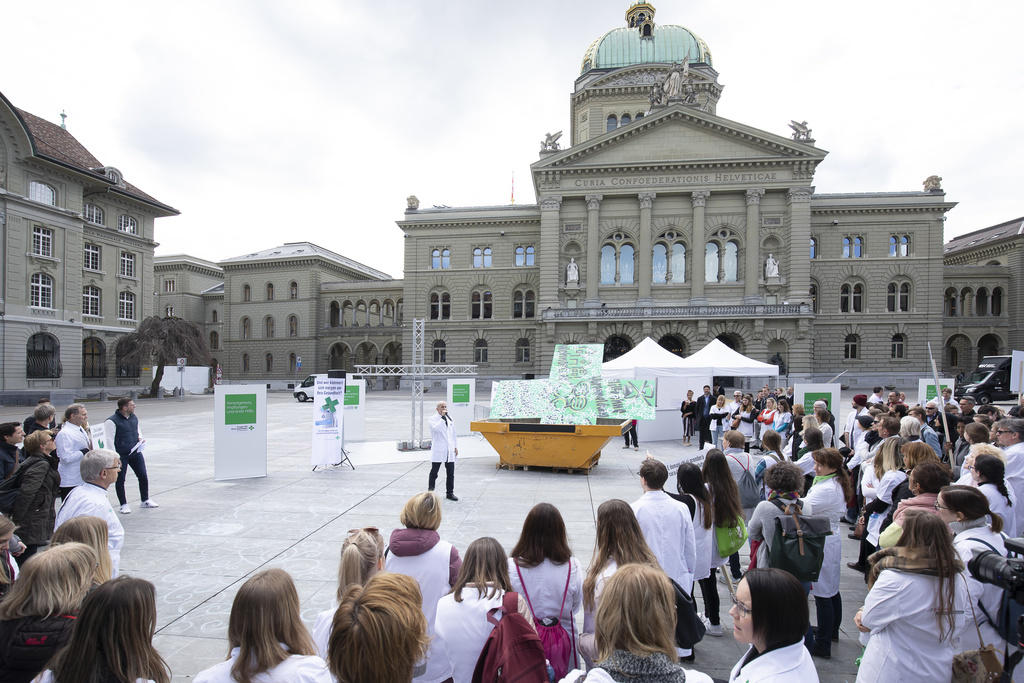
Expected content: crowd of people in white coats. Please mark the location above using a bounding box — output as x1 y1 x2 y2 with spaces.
0 388 1022 682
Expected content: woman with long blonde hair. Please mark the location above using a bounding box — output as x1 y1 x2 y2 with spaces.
310 528 384 657
194 569 330 682
50 516 112 586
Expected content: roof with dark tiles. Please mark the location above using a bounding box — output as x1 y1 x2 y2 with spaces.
944 216 1024 254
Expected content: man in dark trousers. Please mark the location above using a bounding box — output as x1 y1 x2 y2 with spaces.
105 398 158 514
695 385 715 450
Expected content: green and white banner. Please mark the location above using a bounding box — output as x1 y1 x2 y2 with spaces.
214 384 267 480
312 376 346 466
343 378 366 442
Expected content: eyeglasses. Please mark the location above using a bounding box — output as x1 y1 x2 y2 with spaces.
934 501 949 510
730 594 752 617
995 429 1013 435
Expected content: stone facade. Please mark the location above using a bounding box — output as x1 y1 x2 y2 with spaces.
0 92 178 393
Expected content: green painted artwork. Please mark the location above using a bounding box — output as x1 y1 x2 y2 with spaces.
343 385 360 406
225 394 258 425
489 344 655 424
451 383 471 404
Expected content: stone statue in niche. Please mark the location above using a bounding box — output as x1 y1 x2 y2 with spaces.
765 253 780 278
566 257 579 285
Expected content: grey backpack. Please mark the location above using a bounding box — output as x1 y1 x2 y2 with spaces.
728 453 762 508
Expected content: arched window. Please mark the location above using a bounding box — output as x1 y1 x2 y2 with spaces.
266 283 274 300
289 353 297 373
809 237 817 259
265 354 273 372
899 282 910 312
513 290 535 318
82 286 101 316
329 301 340 327
842 237 851 258
473 247 492 268
891 334 906 359
723 241 739 282
430 292 451 320
474 339 488 363
242 284 251 302
945 288 958 316
619 244 635 284
212 309 219 323
288 315 298 337
600 245 616 284
241 353 250 373
471 290 492 319
888 236 898 257
28 181 55 205
516 338 531 363
117 215 138 234
27 333 61 378
83 203 104 225
653 243 668 283
976 288 989 316
118 291 135 320
209 331 219 349
82 337 106 378
887 283 897 312
432 340 446 363
840 284 863 313
289 281 298 299
620 113 631 125
844 334 859 360
705 243 719 283
606 114 618 132
809 283 818 313
30 273 53 309
515 245 536 266
431 249 441 269
852 283 864 312
853 236 863 257
241 317 251 339
671 243 685 282
992 288 1003 316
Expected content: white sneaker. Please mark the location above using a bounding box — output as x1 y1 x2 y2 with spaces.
705 623 723 637
119 504 131 514
141 499 160 508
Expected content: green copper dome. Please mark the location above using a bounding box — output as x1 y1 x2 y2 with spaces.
581 24 712 74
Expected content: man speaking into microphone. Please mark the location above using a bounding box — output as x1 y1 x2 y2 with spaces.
428 401 458 501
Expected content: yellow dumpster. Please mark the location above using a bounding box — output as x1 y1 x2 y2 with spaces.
470 418 630 472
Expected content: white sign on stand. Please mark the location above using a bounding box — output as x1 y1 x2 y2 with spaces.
343 378 366 442
311 375 346 466
794 384 842 417
1012 350 1024 393
917 378 956 406
447 379 476 436
213 384 267 480
89 423 111 451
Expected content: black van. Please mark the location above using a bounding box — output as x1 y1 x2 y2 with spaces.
956 356 1017 404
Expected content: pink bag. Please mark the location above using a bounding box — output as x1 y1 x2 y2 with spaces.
515 560 578 680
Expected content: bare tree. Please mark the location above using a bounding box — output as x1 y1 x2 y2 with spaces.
116 316 211 397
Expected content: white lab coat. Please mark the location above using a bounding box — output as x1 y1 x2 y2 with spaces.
979 481 1017 537
632 490 697 592
429 413 457 463
54 423 91 487
953 526 1008 652
54 483 124 576
802 477 845 598
866 470 907 546
857 568 968 683
435 587 512 683
193 648 332 683
559 664 712 683
1001 442 1024 534
729 641 819 682
509 556 583 667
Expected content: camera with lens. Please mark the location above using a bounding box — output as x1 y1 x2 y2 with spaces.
968 536 1024 680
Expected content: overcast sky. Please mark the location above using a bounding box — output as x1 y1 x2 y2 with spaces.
5 1 1022 277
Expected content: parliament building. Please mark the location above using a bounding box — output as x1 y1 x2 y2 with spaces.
2 3 1020 393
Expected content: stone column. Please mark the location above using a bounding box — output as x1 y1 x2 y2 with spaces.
637 192 656 303
786 187 813 302
744 188 764 302
584 194 602 307
690 191 709 303
539 195 562 310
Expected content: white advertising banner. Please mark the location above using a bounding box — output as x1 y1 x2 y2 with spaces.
1012 350 1024 393
447 379 476 436
343 378 366 442
311 375 346 466
89 423 111 451
918 378 956 406
213 384 267 480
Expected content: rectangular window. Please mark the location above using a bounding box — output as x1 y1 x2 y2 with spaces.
82 287 101 316
119 292 135 320
32 226 53 257
84 244 101 271
119 251 135 278
164 279 176 293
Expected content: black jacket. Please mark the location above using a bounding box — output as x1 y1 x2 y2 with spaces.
10 453 60 545
0 443 18 481
695 395 715 426
0 615 76 683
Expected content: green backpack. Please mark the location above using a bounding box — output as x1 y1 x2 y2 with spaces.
715 516 748 557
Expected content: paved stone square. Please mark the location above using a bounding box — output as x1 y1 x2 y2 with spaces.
0 390 871 682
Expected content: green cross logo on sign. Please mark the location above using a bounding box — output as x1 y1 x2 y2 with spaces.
322 397 339 412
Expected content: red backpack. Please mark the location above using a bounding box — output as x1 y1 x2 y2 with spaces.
472 591 549 683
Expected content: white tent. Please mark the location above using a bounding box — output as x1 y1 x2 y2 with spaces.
675 338 780 376
602 337 696 378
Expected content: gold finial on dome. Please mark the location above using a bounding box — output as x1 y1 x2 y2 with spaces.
626 2 656 37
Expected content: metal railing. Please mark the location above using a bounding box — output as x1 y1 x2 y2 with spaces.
542 303 811 320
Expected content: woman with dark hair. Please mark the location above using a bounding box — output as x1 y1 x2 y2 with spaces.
803 448 852 658
680 390 697 447
728 568 817 681
36 576 171 683
9 429 60 564
934 484 1008 653
971 454 1016 536
854 511 967 682
760 429 786 466
436 537 533 682
673 464 713 595
793 426 825 476
877 462 952 547
732 395 758 450
195 569 329 682
700 450 744 636
747 462 805 568
773 399 793 439
509 502 582 673
580 500 659 667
